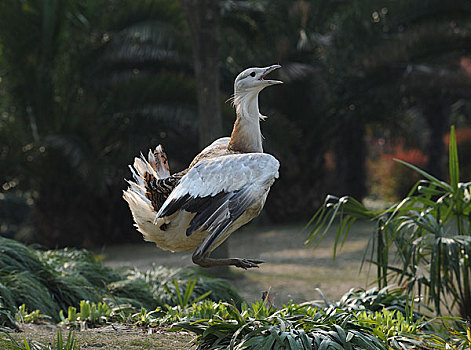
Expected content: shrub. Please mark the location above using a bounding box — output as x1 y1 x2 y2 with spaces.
368 141 428 200
173 297 441 350
314 286 429 321
307 126 471 319
0 238 241 323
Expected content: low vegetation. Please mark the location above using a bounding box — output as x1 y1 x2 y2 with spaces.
308 126 471 319
2 283 471 349
0 236 241 330
2 127 471 348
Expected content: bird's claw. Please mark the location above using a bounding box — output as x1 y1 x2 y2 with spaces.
235 258 264 269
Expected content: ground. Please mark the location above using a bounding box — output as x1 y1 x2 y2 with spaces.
7 221 376 348
102 222 375 305
9 324 192 349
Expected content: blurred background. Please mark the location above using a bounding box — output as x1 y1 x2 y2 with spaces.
1 0 471 248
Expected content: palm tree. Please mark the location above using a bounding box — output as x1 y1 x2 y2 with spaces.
0 0 200 246
354 0 471 178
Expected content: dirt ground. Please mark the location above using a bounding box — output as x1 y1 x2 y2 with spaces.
7 324 193 349
101 221 376 306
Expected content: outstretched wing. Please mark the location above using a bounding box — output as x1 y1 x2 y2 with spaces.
156 153 279 252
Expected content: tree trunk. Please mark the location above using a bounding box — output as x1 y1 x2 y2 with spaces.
333 115 367 200
423 101 449 179
179 0 223 148
179 0 228 274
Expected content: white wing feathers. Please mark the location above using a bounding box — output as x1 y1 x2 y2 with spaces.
167 153 278 200
156 153 279 246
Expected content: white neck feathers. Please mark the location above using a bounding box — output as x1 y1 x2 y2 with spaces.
228 90 264 153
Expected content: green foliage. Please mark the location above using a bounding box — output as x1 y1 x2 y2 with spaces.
39 249 121 286
307 126 471 318
0 0 197 246
16 305 48 324
127 266 243 308
174 300 392 350
170 299 231 322
356 309 428 349
0 308 17 330
105 278 156 310
128 307 163 327
171 278 212 309
171 291 468 350
0 238 240 324
435 318 471 350
59 300 111 329
0 238 117 322
315 286 429 322
0 329 77 350
2 254 469 350
0 284 18 329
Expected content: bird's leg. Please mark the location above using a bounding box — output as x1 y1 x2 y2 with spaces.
192 251 264 270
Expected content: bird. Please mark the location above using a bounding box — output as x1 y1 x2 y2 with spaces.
123 64 282 269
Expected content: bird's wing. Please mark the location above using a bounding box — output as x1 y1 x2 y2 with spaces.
156 153 279 252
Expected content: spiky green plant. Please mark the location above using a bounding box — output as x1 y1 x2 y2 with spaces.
173 295 467 350
127 266 243 307
0 238 241 323
436 318 471 350
0 239 116 321
0 308 17 330
129 307 163 327
174 300 391 350
59 300 111 329
315 286 429 321
16 305 48 324
307 126 471 318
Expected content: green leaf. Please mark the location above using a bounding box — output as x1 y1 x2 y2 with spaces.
449 125 459 192
318 338 330 350
393 158 452 191
333 324 346 344
173 279 183 307
345 331 354 342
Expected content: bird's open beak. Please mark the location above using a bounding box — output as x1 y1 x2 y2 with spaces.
259 65 283 85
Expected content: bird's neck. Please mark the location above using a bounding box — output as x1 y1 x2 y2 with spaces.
228 92 263 153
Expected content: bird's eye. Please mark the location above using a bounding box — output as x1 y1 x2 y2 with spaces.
250 72 256 77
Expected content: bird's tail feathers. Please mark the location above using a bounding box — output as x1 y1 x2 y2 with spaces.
130 145 170 185
152 145 170 178
124 144 173 216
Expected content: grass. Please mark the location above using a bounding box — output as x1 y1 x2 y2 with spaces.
0 237 241 326
2 232 471 349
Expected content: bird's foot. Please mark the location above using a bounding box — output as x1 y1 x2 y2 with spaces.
192 254 264 269
233 258 264 270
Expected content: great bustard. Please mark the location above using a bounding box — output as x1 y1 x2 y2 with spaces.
123 65 282 269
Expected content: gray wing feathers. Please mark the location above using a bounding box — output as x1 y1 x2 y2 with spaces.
156 153 279 243
193 185 259 256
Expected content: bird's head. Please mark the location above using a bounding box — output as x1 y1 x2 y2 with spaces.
234 65 283 96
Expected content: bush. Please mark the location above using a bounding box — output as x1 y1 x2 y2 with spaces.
307 126 471 318
368 141 428 200
174 298 436 350
0 237 241 324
